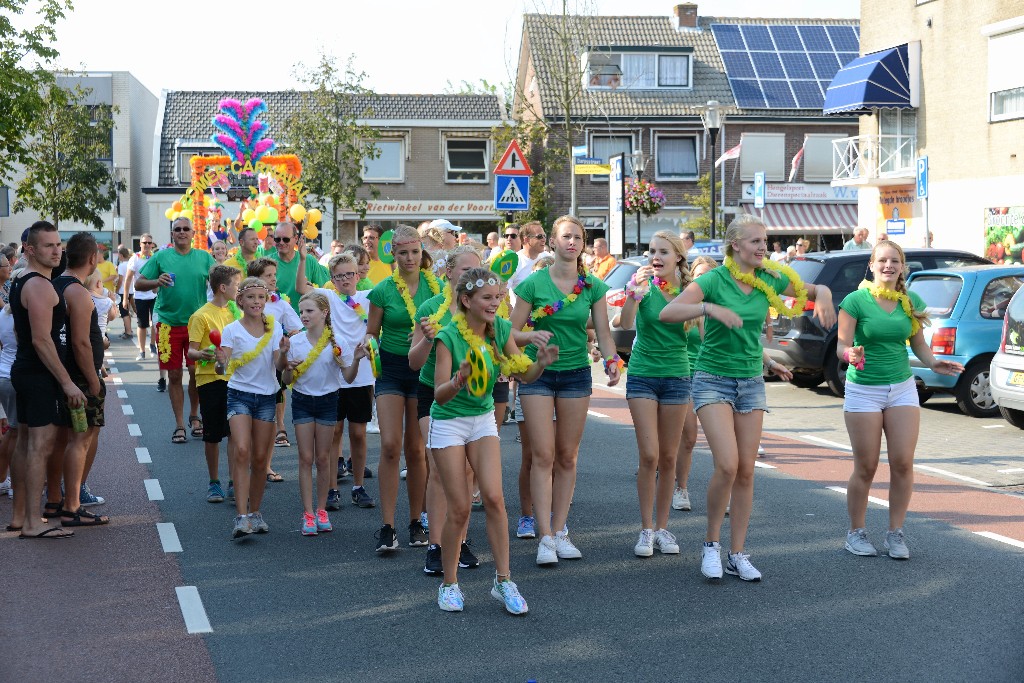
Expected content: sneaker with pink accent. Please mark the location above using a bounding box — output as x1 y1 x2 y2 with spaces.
315 509 333 532
301 512 317 536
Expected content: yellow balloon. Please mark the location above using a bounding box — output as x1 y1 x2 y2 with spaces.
180 209 193 219
164 208 175 220
307 208 322 226
289 204 306 222
255 206 271 223
303 225 319 240
242 208 256 222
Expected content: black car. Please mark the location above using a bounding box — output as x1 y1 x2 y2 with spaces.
763 249 992 396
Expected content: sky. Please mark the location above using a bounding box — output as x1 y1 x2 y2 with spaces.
38 0 860 97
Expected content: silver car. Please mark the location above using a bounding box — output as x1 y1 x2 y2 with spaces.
990 285 1024 428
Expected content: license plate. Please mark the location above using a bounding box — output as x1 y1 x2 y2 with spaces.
1009 372 1024 387
769 306 778 320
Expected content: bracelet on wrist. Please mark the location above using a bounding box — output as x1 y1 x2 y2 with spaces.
603 354 625 375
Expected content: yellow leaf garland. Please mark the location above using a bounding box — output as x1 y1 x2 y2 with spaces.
858 280 922 338
288 326 336 387
724 256 808 318
227 315 276 374
393 269 443 329
453 313 532 377
158 324 171 363
427 283 453 333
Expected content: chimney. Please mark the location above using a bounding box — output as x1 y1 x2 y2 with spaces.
674 3 698 29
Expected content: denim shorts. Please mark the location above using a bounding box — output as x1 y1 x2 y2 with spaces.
226 387 277 422
692 371 768 414
626 374 692 405
292 388 340 425
518 367 592 400
844 376 918 413
374 349 420 399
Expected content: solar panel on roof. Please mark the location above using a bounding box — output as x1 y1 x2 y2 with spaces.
714 24 746 50
740 24 774 50
791 80 825 109
798 25 832 51
751 52 785 79
827 25 860 52
769 25 802 51
780 52 815 79
721 51 756 79
809 52 841 80
838 52 859 67
730 79 767 108
761 80 796 108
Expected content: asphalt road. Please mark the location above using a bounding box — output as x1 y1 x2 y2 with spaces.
3 337 1023 683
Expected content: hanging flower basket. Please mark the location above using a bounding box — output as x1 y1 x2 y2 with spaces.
624 179 666 217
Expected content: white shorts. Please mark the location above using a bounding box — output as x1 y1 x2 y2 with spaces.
843 377 919 413
428 413 499 450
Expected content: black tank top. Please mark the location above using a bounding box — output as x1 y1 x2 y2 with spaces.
53 275 102 382
11 271 66 375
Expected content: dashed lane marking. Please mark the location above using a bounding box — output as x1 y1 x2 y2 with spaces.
983 424 1005 429
157 522 182 553
135 447 151 464
128 424 142 437
104 351 113 358
122 404 134 416
799 435 852 451
174 586 213 634
827 485 890 508
974 531 1024 550
144 479 164 501
997 467 1024 473
914 464 992 487
112 377 123 384
754 461 776 469
108 366 118 374
116 390 128 399
587 409 610 418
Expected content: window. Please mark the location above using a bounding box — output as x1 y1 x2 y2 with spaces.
655 135 697 180
802 134 843 182
658 55 690 87
586 52 691 90
590 134 633 181
739 133 785 181
88 105 113 161
444 139 488 183
362 138 404 182
878 110 917 174
177 149 218 185
980 276 1024 319
987 26 1024 121
908 276 962 319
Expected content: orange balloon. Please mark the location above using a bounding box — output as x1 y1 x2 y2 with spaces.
256 226 268 240
172 201 183 212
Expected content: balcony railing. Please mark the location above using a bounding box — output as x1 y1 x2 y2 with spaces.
832 134 917 184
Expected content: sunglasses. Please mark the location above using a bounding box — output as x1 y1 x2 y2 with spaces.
528 234 546 241
274 236 291 243
504 233 520 239
141 241 154 245
172 227 191 233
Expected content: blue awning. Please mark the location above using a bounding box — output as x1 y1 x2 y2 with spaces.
823 44 914 115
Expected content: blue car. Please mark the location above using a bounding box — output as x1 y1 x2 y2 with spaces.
907 265 1024 416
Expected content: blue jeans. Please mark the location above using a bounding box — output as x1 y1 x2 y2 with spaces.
518 367 592 399
226 388 277 422
692 371 768 414
626 375 692 405
292 389 340 425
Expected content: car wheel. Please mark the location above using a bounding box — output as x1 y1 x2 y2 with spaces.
999 406 1024 429
953 360 998 418
790 372 823 389
917 388 933 405
824 346 847 397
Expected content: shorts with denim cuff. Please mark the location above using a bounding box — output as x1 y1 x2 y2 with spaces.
626 374 692 405
518 366 592 400
374 349 420 399
292 388 340 425
692 371 768 414
427 413 499 450
226 387 277 422
843 376 918 413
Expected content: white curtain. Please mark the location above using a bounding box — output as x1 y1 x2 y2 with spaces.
622 54 656 89
659 56 688 87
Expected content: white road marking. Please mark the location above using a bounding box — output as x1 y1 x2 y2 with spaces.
983 424 1005 429
827 485 890 508
112 377 123 384
754 461 776 469
914 464 992 487
157 522 182 552
135 447 151 464
122 404 134 416
799 435 853 451
586 409 610 418
997 467 1024 473
128 424 142 437
116 390 128 399
104 351 113 358
108 366 118 374
174 586 212 634
974 531 1024 550
144 479 164 501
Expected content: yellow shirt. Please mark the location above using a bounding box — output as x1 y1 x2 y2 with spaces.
367 258 393 285
97 260 118 288
187 302 236 387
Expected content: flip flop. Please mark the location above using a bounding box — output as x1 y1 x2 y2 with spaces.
6 524 21 531
171 427 187 444
20 526 74 539
274 431 290 448
61 507 110 527
266 471 284 483
189 416 203 438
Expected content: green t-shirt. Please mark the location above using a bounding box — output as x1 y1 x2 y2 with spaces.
839 288 925 386
271 252 329 313
685 324 702 378
431 317 511 420
628 288 690 378
514 269 609 371
138 248 217 326
416 291 452 388
368 272 441 355
356 277 373 291
694 266 790 379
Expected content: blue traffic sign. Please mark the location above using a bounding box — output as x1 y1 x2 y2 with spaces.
495 175 530 211
917 156 928 199
753 171 765 209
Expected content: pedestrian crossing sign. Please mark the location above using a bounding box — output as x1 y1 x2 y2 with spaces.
495 175 530 211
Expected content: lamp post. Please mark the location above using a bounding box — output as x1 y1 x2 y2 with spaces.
630 149 647 256
701 100 723 240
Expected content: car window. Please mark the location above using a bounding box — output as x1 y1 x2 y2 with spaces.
830 261 871 302
1005 289 1024 355
930 255 992 268
602 262 640 290
908 275 962 319
906 260 926 273
786 259 824 283
979 275 1024 319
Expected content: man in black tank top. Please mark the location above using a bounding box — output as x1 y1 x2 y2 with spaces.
8 222 83 539
50 233 109 527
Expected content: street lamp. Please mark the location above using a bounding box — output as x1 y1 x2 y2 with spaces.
701 100 724 240
630 149 647 256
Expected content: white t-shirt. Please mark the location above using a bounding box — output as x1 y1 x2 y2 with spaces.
770 251 787 263
126 253 156 300
313 288 374 388
264 297 302 335
117 261 129 295
92 293 115 335
287 330 348 396
0 307 17 379
509 249 552 305
222 318 284 395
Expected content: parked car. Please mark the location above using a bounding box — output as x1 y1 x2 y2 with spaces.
762 249 992 396
990 285 1024 428
907 266 1024 416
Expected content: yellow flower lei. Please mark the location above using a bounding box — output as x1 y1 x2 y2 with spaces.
288 326 336 387
226 315 275 375
158 324 171 363
859 281 922 337
427 283 453 333
724 256 808 317
452 313 532 377
393 269 442 328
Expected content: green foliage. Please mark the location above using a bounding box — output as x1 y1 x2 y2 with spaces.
0 0 71 181
490 119 565 226
279 53 380 234
13 80 122 229
681 172 723 239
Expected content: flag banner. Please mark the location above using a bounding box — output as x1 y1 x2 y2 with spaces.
715 143 741 168
788 141 806 183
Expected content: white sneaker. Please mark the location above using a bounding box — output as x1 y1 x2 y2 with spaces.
399 468 407 480
757 444 766 457
554 530 582 559
136 351 145 361
845 528 879 556
0 476 10 494
725 551 762 581
536 535 558 565
634 528 654 557
653 528 680 554
672 487 691 511
366 416 380 434
701 542 723 579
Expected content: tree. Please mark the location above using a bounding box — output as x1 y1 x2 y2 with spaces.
0 0 72 182
13 80 122 229
681 172 723 239
279 53 380 241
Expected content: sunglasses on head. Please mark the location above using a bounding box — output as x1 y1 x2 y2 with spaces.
274 236 291 243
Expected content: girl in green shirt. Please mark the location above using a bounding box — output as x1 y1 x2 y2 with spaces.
618 230 692 557
661 215 835 582
510 215 619 567
837 240 963 560
431 267 556 613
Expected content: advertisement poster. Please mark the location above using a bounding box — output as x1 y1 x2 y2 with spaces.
877 186 919 239
983 206 1024 264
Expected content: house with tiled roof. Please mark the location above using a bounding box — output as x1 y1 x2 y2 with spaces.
515 4 861 253
144 91 506 244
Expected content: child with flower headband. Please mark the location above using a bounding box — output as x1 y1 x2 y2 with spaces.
216 276 288 540
509 215 618 567
281 291 364 536
660 214 835 582
366 224 441 552
431 267 557 613
837 240 962 560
